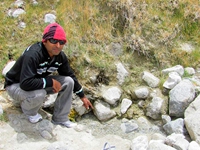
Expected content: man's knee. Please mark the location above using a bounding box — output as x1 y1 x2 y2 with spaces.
65 77 74 86
34 89 46 100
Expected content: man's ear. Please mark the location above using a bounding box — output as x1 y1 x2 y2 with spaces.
42 40 47 45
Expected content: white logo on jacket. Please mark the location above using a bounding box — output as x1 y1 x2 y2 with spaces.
37 62 62 75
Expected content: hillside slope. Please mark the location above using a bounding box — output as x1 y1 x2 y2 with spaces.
0 0 200 86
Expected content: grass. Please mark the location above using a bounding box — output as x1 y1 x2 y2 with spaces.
0 0 200 85
143 0 200 68
0 113 8 122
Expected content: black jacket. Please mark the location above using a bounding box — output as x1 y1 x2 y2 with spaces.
5 42 84 98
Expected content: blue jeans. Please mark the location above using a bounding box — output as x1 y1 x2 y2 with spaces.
6 76 74 122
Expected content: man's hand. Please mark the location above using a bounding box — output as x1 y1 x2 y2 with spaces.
81 96 94 110
52 79 62 93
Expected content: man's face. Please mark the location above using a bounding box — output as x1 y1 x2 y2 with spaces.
43 39 65 57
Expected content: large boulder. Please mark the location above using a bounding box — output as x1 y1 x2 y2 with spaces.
169 79 195 117
184 95 200 145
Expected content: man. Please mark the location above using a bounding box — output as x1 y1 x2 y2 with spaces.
4 23 93 128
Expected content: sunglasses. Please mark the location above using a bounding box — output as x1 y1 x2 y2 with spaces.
49 39 66 45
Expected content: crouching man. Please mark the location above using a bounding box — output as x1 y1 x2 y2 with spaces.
4 23 93 128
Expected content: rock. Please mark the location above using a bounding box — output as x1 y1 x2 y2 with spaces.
12 8 26 18
0 105 3 115
138 100 145 108
116 62 129 85
163 72 181 89
137 116 152 131
165 133 189 150
43 93 57 108
93 101 116 121
169 79 195 117
13 0 24 8
121 98 132 114
121 119 138 133
162 65 184 76
44 14 56 23
36 120 54 138
17 133 28 143
184 94 200 117
142 71 160 88
146 96 165 120
148 140 176 150
73 98 87 116
185 95 200 144
162 115 171 125
89 75 97 84
179 43 194 53
163 118 187 135
185 67 195 75
149 88 163 98
131 135 148 150
18 21 26 29
32 0 39 6
106 42 123 57
134 87 149 99
40 130 53 140
188 141 200 150
2 61 16 77
151 133 166 141
102 86 122 105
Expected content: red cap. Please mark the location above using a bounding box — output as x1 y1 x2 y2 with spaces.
42 23 67 43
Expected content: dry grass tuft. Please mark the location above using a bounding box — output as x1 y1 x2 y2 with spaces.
0 0 200 84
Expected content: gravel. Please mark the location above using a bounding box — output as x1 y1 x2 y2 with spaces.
77 112 167 141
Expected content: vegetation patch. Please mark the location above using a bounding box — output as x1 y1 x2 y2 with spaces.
0 0 200 85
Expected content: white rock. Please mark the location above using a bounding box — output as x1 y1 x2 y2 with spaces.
131 135 148 150
0 105 3 115
2 61 16 77
185 106 200 145
134 87 149 99
13 0 24 8
12 8 26 18
116 62 129 85
162 65 184 76
102 86 122 105
44 14 56 23
93 101 116 121
169 79 195 117
185 67 195 75
121 98 132 114
146 96 165 120
179 43 194 53
163 72 181 89
18 22 26 29
188 141 200 150
148 140 176 150
142 71 160 88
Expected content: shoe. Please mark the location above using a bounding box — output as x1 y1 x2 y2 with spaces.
51 120 77 128
28 113 42 123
